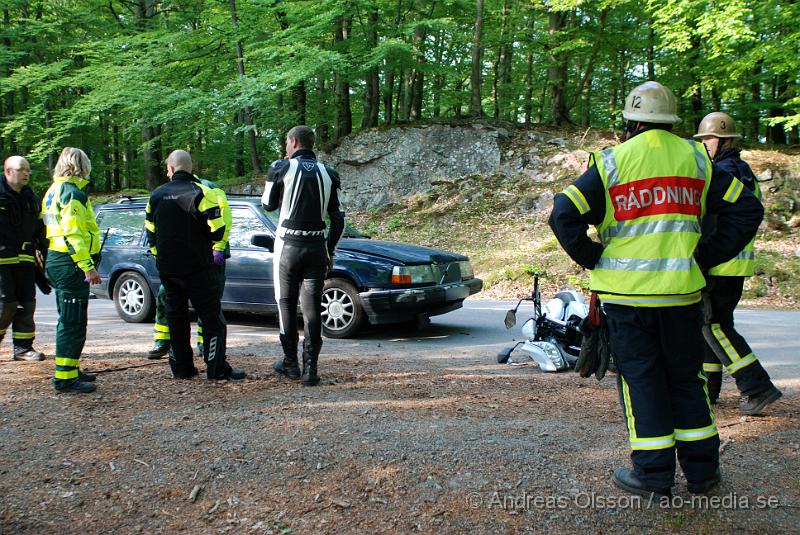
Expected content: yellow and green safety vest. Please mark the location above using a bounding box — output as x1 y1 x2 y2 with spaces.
589 129 713 307
42 176 101 272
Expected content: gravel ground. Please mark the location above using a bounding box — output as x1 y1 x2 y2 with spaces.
0 329 798 534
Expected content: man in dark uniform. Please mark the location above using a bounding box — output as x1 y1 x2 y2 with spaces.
549 82 763 498
262 126 345 387
694 112 782 415
1 156 48 361
147 176 231 360
146 150 245 381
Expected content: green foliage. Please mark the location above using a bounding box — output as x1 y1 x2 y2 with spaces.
0 0 798 193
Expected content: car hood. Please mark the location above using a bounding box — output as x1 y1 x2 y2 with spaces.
337 238 467 264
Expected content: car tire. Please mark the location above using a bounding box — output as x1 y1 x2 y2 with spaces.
321 278 364 338
113 271 155 323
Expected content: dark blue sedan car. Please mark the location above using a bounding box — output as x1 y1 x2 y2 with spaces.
92 197 482 338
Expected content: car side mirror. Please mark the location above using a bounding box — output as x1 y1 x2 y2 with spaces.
504 309 517 329
251 234 274 251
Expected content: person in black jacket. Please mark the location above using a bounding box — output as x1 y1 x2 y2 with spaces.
146 150 245 381
1 156 48 361
262 125 345 386
694 112 782 415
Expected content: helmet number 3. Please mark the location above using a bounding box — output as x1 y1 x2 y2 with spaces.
631 95 642 109
720 120 727 130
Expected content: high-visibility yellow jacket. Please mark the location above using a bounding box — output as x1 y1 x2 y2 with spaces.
42 176 101 272
589 129 712 306
195 176 231 257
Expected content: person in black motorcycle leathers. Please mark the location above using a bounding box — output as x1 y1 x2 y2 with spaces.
262 125 345 387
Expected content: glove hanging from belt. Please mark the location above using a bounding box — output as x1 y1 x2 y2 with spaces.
575 291 611 380
34 249 51 295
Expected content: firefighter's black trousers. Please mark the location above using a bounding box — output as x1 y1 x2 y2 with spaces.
702 275 775 400
605 302 719 491
274 240 327 359
161 267 229 379
0 264 37 349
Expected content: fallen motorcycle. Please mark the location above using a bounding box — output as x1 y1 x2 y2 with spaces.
497 274 587 372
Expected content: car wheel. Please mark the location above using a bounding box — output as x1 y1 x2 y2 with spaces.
321 278 364 338
113 271 154 323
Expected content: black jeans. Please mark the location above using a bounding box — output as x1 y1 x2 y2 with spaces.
161 267 229 379
274 240 327 359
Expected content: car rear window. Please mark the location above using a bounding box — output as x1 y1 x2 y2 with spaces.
229 207 272 249
96 209 145 247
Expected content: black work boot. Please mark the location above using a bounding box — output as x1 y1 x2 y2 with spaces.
273 357 300 379
13 347 45 361
740 386 782 416
78 370 97 382
274 333 301 379
302 340 321 387
173 366 199 380
687 468 722 494
53 378 96 394
210 361 247 381
612 468 671 499
147 342 170 360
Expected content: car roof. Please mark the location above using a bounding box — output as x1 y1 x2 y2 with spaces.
98 195 263 210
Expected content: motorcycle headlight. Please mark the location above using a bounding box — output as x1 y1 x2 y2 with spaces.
391 265 436 284
458 260 474 279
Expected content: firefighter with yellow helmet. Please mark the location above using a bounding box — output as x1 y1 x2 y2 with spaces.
549 82 763 497
694 112 782 414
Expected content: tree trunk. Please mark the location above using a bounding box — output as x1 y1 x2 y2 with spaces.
384 68 395 125
112 120 121 190
233 110 245 176
3 7 17 154
122 143 132 190
432 31 444 118
229 0 262 173
647 22 655 79
580 78 592 127
547 11 569 126
711 86 721 111
334 14 352 140
316 77 331 143
399 70 411 122
523 12 535 124
395 71 405 122
410 21 428 121
493 0 513 120
453 77 463 118
101 115 112 192
362 8 380 128
768 75 788 145
141 126 161 190
469 0 484 117
43 101 54 175
750 62 761 142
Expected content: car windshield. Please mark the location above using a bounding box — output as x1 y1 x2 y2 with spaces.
259 206 368 238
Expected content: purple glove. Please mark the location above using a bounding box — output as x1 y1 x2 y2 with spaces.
212 250 225 266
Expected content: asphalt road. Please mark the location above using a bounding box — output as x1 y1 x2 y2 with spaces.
30 291 799 392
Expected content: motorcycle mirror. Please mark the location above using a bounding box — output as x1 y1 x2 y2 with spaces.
504 309 517 329
497 346 513 364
